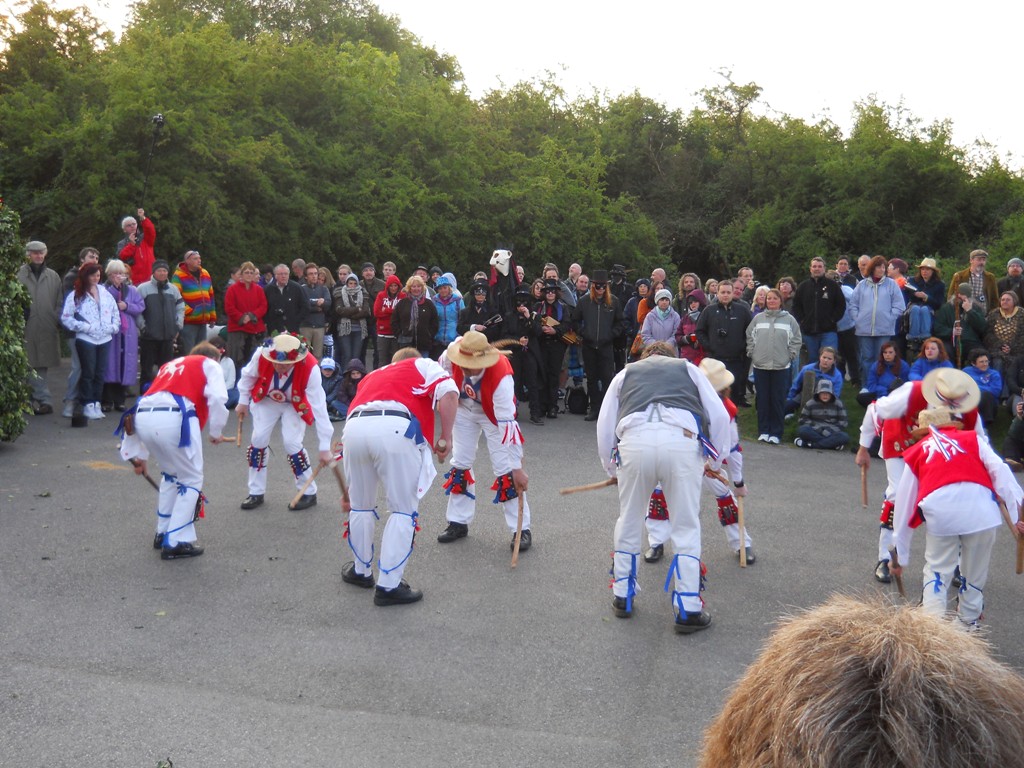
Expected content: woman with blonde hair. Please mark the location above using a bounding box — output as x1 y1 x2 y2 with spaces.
101 259 144 411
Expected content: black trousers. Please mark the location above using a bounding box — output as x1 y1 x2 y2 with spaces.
537 339 567 413
139 338 176 389
582 344 615 413
721 356 749 405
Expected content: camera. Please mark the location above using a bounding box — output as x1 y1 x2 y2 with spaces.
152 113 165 127
274 308 285 317
717 328 729 337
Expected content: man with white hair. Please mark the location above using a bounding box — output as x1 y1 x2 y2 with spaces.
17 241 62 415
117 208 156 287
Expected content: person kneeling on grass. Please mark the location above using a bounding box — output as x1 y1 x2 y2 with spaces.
794 379 849 450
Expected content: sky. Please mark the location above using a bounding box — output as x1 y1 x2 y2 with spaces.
46 0 1024 166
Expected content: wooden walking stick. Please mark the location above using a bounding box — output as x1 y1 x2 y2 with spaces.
888 547 907 599
235 410 245 447
511 492 525 569
331 460 349 504
861 464 869 508
998 501 1024 574
129 458 160 491
559 477 617 495
289 462 325 509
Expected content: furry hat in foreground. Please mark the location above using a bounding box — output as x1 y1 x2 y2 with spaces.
700 595 1024 768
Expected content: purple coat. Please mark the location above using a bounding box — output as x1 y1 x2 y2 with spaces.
104 281 144 386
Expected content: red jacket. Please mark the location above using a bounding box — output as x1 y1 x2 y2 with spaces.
224 280 268 334
119 217 156 287
373 275 405 336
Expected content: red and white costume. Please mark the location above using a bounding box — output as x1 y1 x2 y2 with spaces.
120 355 228 548
237 348 334 497
645 395 752 553
440 354 530 535
858 381 983 562
342 357 458 590
894 425 1022 625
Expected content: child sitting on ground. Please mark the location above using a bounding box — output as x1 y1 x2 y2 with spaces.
320 357 344 421
794 378 848 450
334 358 367 417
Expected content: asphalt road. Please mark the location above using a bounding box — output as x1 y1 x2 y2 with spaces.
4 366 1024 767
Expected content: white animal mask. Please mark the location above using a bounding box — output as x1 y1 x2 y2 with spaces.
490 249 512 276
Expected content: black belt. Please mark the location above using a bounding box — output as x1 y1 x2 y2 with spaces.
137 406 181 413
350 409 411 420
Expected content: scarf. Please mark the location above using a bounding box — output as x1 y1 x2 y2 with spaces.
337 285 364 337
656 307 671 320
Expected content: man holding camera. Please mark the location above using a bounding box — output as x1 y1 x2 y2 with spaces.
264 264 308 336
695 281 753 406
117 208 156 288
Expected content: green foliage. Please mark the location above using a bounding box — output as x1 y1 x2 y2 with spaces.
1 0 1023 292
0 202 31 442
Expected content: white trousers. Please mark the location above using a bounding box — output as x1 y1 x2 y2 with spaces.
921 526 997 623
248 399 315 495
645 473 752 552
445 408 530 533
343 414 430 590
614 421 704 614
135 409 203 547
878 457 905 561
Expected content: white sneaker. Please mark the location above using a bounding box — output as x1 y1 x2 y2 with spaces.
85 403 103 420
794 437 805 447
95 404 107 418
758 434 769 442
768 436 780 445
62 401 75 418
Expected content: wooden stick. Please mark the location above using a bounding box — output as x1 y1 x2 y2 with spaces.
511 492 525 569
997 501 1024 576
235 410 245 447
289 462 324 508
736 494 747 568
860 464 868 508
129 458 160 491
559 477 617 495
1018 536 1024 576
888 548 907 599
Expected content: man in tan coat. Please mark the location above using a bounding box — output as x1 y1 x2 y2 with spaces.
16 241 63 415
947 249 998 316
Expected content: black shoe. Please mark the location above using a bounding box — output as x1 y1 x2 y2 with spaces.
511 529 532 552
874 559 891 584
740 547 756 565
240 494 264 510
32 402 53 415
161 542 204 560
546 408 558 419
341 561 375 589
374 581 423 606
437 521 469 543
153 532 165 550
529 414 545 425
612 596 632 618
644 544 664 563
674 610 712 634
289 493 317 511
951 566 962 590
584 411 599 422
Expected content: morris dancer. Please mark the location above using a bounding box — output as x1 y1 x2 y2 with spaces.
596 342 730 633
855 368 983 583
340 348 458 605
643 357 754 565
891 404 1024 630
118 342 229 559
435 331 531 552
236 333 334 511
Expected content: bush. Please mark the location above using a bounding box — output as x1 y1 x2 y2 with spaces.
0 200 31 441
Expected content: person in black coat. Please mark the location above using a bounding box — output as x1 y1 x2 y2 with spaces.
264 264 308 334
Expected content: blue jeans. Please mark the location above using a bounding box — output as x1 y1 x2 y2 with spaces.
335 329 363 371
804 331 838 362
796 424 849 449
857 335 890 389
75 339 110 405
753 367 790 439
907 305 933 339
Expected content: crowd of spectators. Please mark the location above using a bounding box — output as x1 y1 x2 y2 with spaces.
18 230 1024 460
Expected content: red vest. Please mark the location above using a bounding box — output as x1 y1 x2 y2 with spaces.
450 356 515 426
903 427 994 527
880 381 978 459
348 358 451 445
146 355 212 428
250 354 316 425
